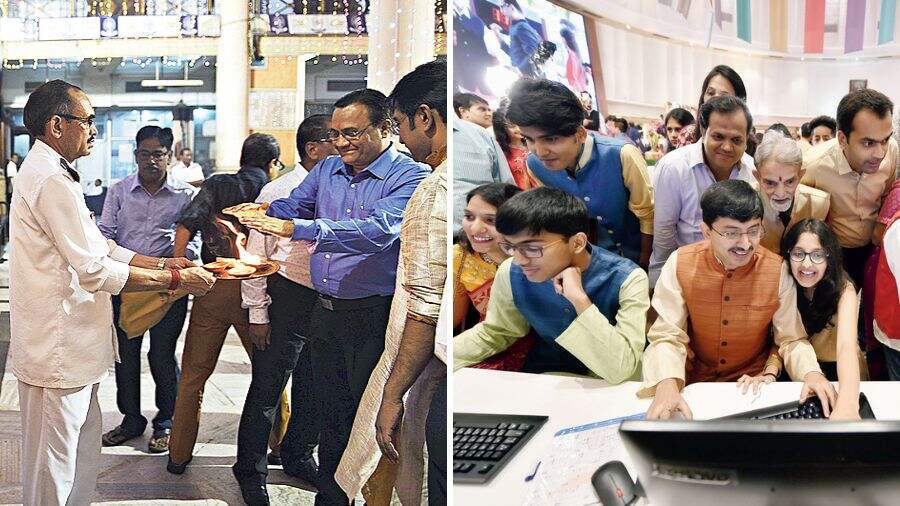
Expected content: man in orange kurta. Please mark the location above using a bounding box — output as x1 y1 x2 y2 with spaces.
638 180 836 420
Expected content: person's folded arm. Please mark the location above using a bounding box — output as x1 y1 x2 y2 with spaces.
556 268 649 384
648 160 682 286
453 260 530 371
34 175 130 294
290 171 426 252
772 262 821 380
637 250 691 397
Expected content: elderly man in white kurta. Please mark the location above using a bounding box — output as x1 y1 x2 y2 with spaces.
9 80 215 505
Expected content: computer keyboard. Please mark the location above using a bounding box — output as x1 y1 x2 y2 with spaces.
722 392 875 420
453 413 547 484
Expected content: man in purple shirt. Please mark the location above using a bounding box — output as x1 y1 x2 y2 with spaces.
238 88 428 506
98 126 201 453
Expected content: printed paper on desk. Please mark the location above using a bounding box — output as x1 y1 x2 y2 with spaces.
525 413 644 506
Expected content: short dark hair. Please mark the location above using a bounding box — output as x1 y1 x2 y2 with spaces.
455 183 523 253
808 115 837 136
388 60 447 126
700 179 764 227
836 89 894 138
698 94 753 135
295 114 331 161
698 64 747 112
664 108 695 129
453 92 488 117
180 147 192 155
334 88 390 126
613 116 629 133
800 121 812 138
496 187 590 238
506 79 584 137
766 123 792 138
239 132 280 168
23 79 84 137
135 126 174 151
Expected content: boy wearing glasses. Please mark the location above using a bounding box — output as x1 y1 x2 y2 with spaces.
97 126 201 453
453 187 650 383
640 180 833 420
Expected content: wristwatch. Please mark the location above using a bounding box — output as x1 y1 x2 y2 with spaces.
156 257 167 270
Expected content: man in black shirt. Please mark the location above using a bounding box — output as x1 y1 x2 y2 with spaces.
166 133 290 476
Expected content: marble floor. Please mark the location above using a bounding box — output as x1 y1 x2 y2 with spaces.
0 254 357 505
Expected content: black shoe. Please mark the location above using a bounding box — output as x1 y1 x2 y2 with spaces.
283 455 318 484
232 468 270 506
267 451 282 466
166 456 192 475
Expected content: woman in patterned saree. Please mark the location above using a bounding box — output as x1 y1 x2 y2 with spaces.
453 182 536 370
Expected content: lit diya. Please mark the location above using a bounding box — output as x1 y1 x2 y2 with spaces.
202 216 279 279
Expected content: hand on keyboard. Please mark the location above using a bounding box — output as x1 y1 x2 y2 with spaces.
800 371 837 418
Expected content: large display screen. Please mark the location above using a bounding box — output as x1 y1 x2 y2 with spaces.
453 0 595 106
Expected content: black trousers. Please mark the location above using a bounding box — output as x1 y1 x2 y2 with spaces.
312 294 392 506
112 294 188 433
426 373 447 506
233 276 319 480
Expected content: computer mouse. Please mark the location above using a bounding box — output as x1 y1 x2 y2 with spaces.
592 460 637 506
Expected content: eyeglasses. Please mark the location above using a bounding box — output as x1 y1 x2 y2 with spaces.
499 238 564 258
789 249 828 264
136 149 169 161
59 113 95 128
711 226 764 241
326 123 374 142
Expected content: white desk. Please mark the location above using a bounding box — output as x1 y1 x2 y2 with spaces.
453 368 900 505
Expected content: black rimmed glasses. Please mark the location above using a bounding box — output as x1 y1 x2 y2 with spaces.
789 249 828 264
136 149 170 162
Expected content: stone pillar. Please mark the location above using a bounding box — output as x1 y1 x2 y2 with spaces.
214 0 250 172
366 0 435 94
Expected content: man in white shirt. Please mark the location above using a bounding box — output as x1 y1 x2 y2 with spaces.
233 114 336 502
6 152 20 196
9 80 216 505
170 147 205 186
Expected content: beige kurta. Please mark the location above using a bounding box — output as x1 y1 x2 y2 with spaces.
336 160 447 505
759 183 830 254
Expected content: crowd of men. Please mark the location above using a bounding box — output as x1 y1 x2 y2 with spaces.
452 67 900 424
9 59 448 506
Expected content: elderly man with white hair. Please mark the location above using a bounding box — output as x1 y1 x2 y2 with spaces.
753 130 831 253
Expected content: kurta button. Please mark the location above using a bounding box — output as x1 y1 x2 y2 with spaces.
721 341 727 346
584 196 590 202
720 359 726 364
726 273 733 278
724 296 730 301
325 254 331 259
607 229 614 235
564 308 571 313
722 320 729 325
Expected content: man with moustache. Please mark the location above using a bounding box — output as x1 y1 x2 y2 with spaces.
752 130 830 254
649 95 757 286
98 126 201 454
9 80 215 504
802 89 898 287
237 88 429 506
640 180 833 420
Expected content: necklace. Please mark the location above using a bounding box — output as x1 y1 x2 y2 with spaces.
481 252 500 266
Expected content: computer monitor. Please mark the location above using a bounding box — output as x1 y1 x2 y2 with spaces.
619 420 900 506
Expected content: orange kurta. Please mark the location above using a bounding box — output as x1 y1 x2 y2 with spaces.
675 241 782 383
